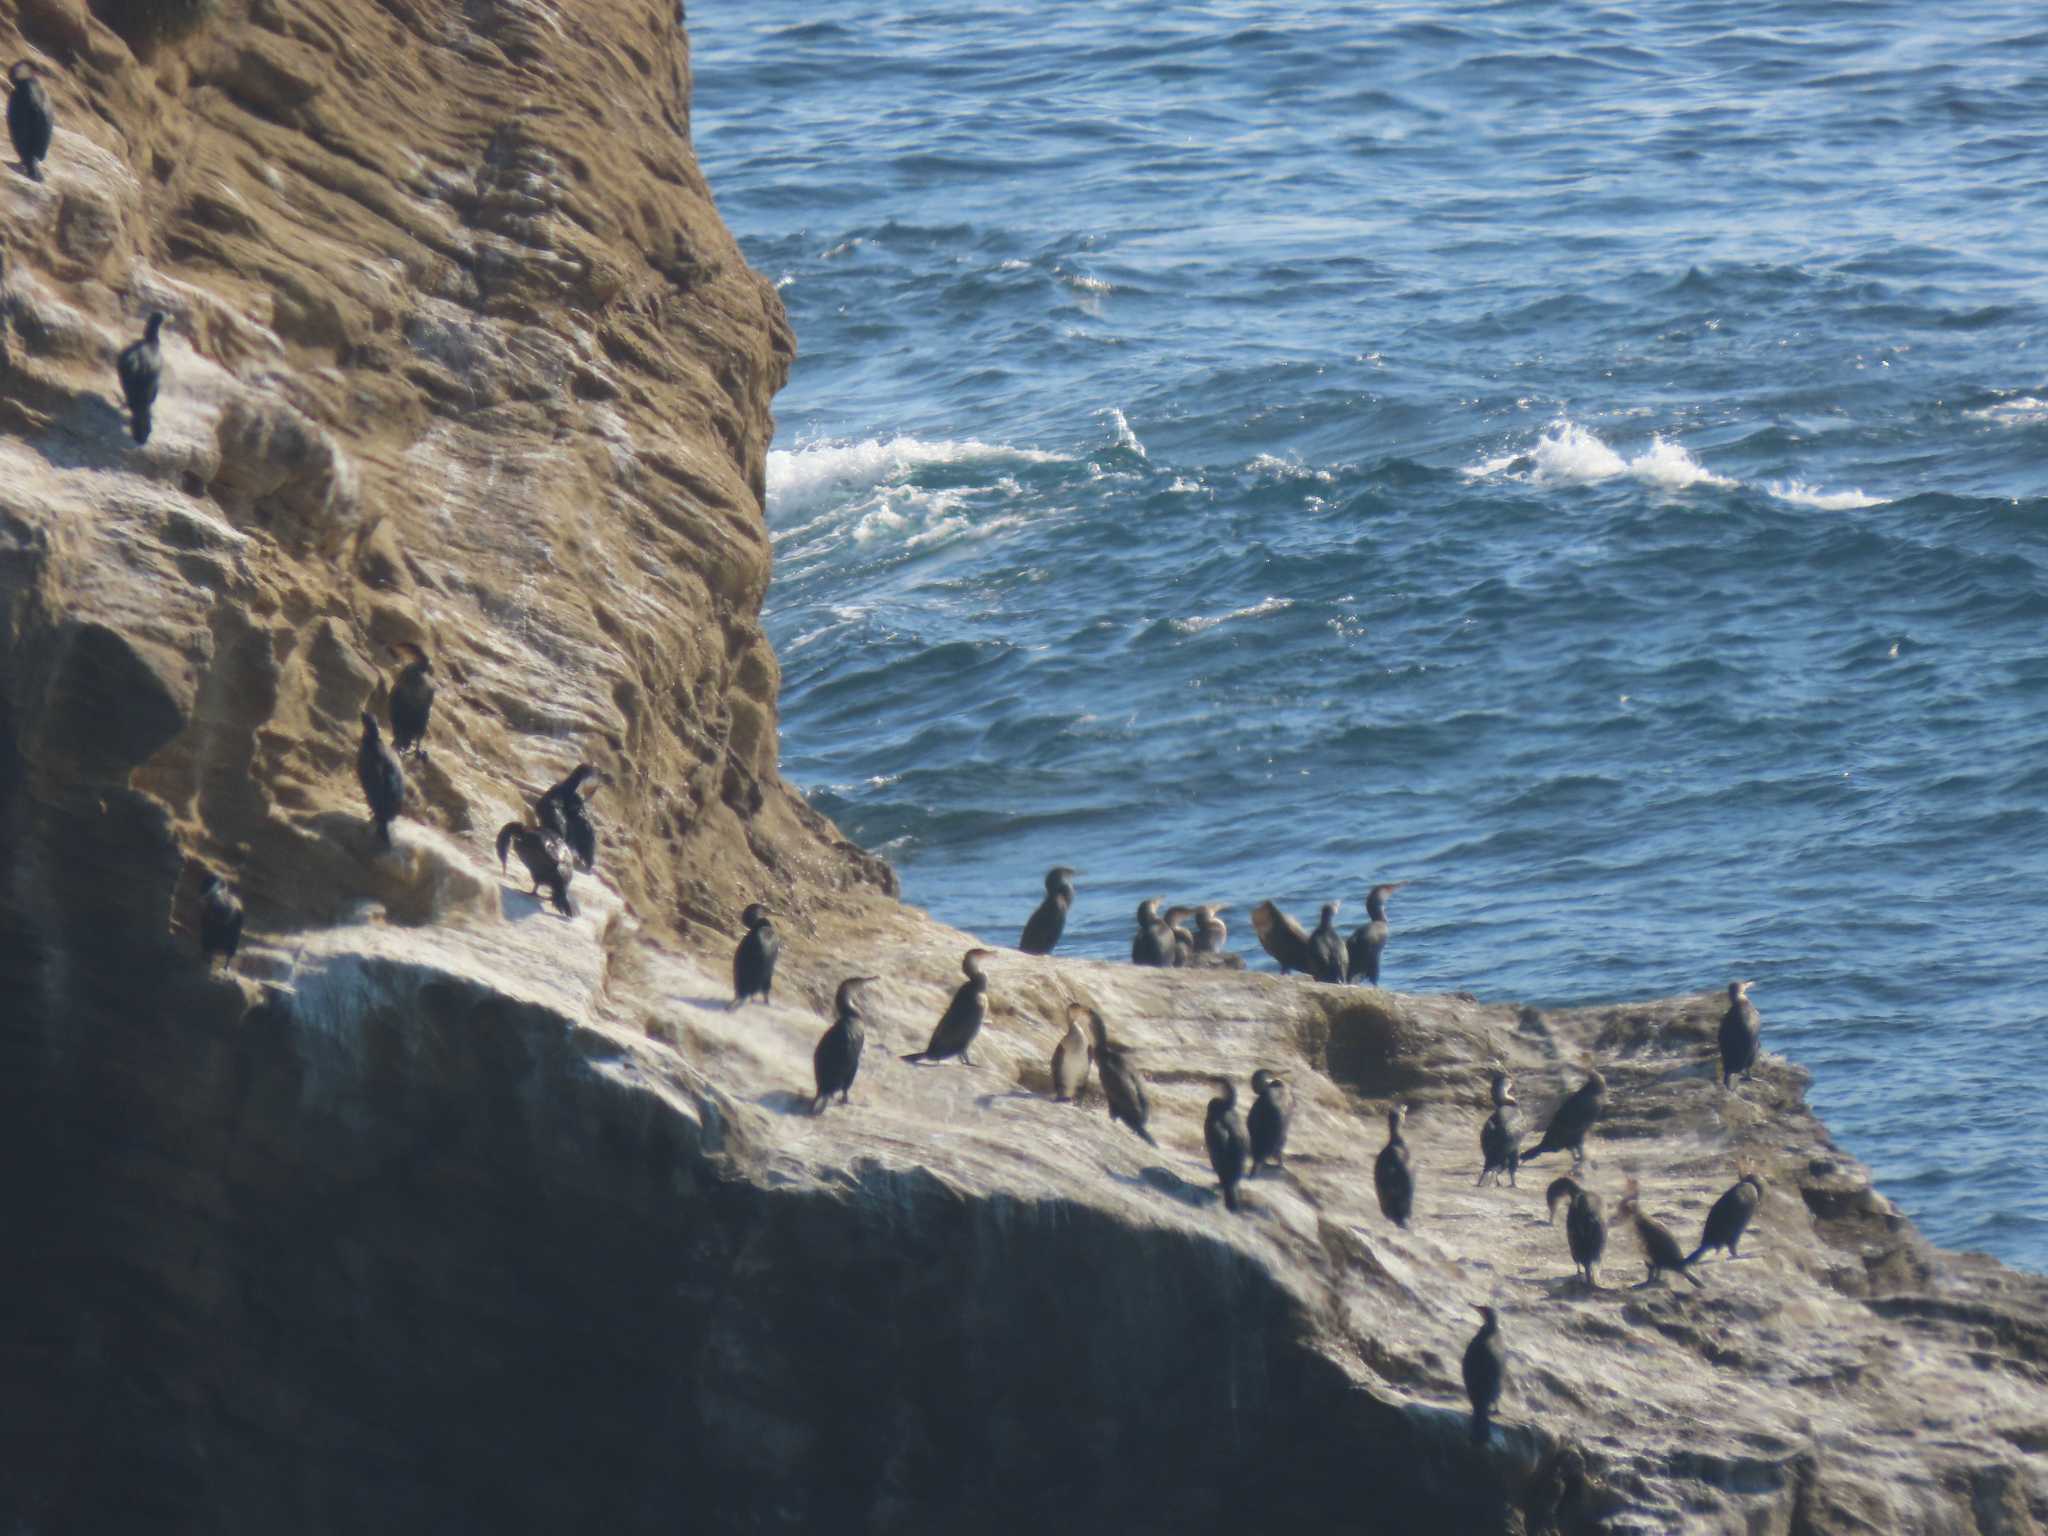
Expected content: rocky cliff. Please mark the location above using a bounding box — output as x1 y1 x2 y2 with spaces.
1 3 2044 1534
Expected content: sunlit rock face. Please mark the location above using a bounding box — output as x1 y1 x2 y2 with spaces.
0 4 2044 1533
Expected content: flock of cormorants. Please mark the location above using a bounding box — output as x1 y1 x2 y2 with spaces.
20 52 1780 1448
729 864 1772 1444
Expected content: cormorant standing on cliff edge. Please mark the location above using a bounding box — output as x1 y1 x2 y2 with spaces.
1086 1008 1156 1145
1688 1171 1766 1265
1546 1176 1607 1288
1019 866 1078 955
1205 1079 1249 1213
117 311 165 445
1477 1069 1523 1187
496 820 574 916
8 61 52 181
903 949 996 1065
536 763 600 871
388 643 436 760
356 711 405 848
1463 1306 1506 1446
1247 1069 1292 1173
732 903 779 1005
1130 898 1178 967
1719 979 1761 1088
1522 1069 1606 1167
1346 882 1404 985
1250 899 1315 974
1307 901 1345 983
1618 1179 1704 1289
1051 1003 1092 1102
1374 1104 1415 1227
1187 904 1244 968
812 976 876 1112
198 873 243 970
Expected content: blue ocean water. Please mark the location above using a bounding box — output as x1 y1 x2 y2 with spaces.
691 2 2048 1269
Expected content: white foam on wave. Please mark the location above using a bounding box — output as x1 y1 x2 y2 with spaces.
1170 596 1294 636
1464 419 1732 493
767 435 1057 525
1101 407 1148 459
1966 396 2048 425
1248 452 1336 485
1765 480 1886 511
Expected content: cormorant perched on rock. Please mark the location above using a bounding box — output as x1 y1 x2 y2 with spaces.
1250 900 1315 974
1019 866 1078 955
8 61 52 182
1162 905 1198 965
1463 1306 1506 1446
1374 1104 1415 1227
496 820 574 915
198 873 243 970
812 976 876 1113
1051 1003 1093 1102
732 903 779 1005
1205 1079 1250 1212
1719 979 1761 1088
903 949 995 1065
1618 1179 1703 1289
1688 1171 1766 1265
1523 1069 1606 1167
1547 1176 1607 1288
1130 898 1179 967
1346 882 1404 985
1477 1069 1523 1188
1085 1008 1155 1145
1247 1069 1292 1173
356 711 405 848
117 312 165 446
1185 904 1244 968
535 763 600 871
1307 901 1346 983
388 643 435 761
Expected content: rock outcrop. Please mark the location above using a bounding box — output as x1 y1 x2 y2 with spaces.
1 4 2044 1534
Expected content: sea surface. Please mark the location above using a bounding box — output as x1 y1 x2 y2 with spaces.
691 1 2048 1269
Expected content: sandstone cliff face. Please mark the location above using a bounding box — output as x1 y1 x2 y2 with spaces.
1 5 2044 1535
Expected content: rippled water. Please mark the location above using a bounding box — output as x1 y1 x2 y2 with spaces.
692 1 2048 1269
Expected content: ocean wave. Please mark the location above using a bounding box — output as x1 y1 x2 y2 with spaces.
1765 480 1886 511
1166 596 1295 636
1463 420 1734 490
766 435 1059 524
1965 397 2048 425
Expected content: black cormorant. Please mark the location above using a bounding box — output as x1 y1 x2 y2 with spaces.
1374 1104 1415 1227
1719 979 1761 1088
8 61 52 181
198 873 242 970
1130 898 1178 967
356 711 405 848
1185 904 1244 968
117 311 165 445
732 903 779 1005
1162 905 1198 965
1307 901 1345 983
1247 1068 1292 1173
536 763 600 871
1250 900 1315 974
1019 866 1078 954
388 643 435 760
903 948 995 1065
1086 1008 1156 1145
1462 1306 1506 1446
1687 1171 1766 1265
1619 1179 1703 1289
1546 1176 1606 1288
1345 882 1404 985
496 820 574 915
1477 1069 1522 1188
1205 1079 1250 1212
1051 1003 1092 1102
812 976 876 1112
1523 1069 1606 1167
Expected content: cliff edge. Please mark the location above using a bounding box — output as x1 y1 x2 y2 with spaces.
1 4 2043 1534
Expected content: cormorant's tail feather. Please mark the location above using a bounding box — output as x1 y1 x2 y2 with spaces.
1681 1264 1706 1289
1684 1242 1709 1267
1469 1409 1491 1445
1223 1185 1238 1213
900 1050 928 1063
1137 1126 1158 1146
130 407 151 445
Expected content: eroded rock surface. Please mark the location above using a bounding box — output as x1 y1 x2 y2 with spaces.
0 4 2043 1534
